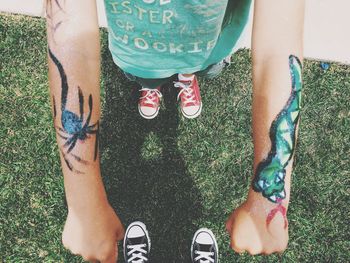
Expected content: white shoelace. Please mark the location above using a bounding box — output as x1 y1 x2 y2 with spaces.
174 81 196 105
140 88 162 106
127 244 148 263
194 250 215 263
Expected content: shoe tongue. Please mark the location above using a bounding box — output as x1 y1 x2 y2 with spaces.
127 236 146 246
181 80 192 86
196 243 213 253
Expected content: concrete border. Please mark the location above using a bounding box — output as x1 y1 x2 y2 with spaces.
1 0 349 64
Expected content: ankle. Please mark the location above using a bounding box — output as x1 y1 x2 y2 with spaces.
178 73 195 81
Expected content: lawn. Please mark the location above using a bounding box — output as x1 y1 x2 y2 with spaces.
0 13 349 263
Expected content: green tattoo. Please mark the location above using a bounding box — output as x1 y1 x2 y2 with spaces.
252 55 302 203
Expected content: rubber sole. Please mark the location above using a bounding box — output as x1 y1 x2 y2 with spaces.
181 102 203 119
138 104 160 120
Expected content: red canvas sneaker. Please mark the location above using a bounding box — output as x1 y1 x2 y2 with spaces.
174 75 202 119
138 87 162 119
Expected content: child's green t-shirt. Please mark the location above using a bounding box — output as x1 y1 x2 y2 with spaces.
104 0 252 78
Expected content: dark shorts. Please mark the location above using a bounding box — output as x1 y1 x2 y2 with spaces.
123 58 231 89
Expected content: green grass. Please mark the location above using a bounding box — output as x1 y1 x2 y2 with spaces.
1 13 349 262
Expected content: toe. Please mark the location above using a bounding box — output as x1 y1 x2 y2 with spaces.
182 104 202 118
139 106 159 119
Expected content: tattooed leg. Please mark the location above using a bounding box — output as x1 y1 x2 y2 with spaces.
252 55 302 226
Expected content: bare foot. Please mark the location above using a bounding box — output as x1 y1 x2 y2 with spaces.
226 198 289 255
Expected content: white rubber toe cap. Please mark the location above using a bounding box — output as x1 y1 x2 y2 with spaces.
182 103 202 119
139 106 159 119
127 225 145 238
195 232 214 245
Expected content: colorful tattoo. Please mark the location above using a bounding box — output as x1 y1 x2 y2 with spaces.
49 48 99 173
266 198 288 229
252 55 302 203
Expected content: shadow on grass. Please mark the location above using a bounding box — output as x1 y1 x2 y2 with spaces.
100 44 203 262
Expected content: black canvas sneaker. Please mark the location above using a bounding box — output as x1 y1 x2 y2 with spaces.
123 221 151 263
191 228 218 263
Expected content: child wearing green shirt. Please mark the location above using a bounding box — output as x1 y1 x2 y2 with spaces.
46 0 305 262
105 0 251 119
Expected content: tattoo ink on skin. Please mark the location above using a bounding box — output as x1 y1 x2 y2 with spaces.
49 48 99 173
94 121 100 161
52 95 57 118
46 0 65 19
252 55 302 227
59 149 84 174
46 0 66 41
53 0 64 10
266 198 288 229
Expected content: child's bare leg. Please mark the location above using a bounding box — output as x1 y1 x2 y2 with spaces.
181 73 195 78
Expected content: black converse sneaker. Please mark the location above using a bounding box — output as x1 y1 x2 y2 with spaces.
123 221 151 263
191 228 218 263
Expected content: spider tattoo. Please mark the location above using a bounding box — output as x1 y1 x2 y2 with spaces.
57 89 98 153
46 0 66 35
49 48 99 172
